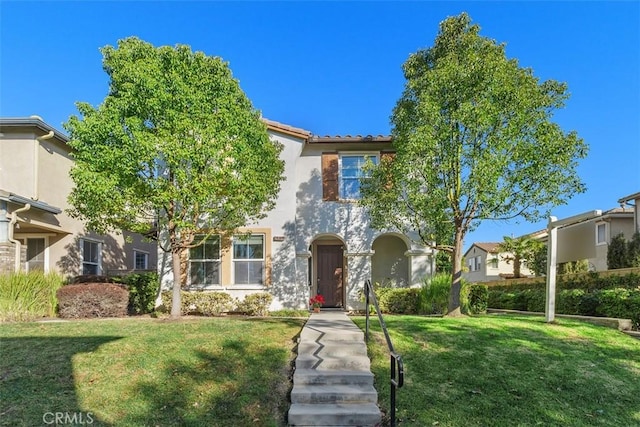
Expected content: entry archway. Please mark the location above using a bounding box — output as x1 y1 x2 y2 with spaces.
371 234 409 287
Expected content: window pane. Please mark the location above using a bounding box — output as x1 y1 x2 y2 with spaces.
234 261 249 284
248 261 264 285
84 241 98 263
191 243 205 260
205 262 220 284
597 224 606 243
83 264 98 275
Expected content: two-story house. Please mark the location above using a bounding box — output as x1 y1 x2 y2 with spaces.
0 117 157 276
159 119 435 310
463 242 535 283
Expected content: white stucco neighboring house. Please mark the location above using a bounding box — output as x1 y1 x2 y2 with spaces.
0 117 157 276
462 242 535 283
159 119 436 310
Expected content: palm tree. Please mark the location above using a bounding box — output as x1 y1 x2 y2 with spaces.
498 236 544 278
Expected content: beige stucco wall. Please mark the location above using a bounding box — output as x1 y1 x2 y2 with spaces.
463 245 533 283
1 122 157 276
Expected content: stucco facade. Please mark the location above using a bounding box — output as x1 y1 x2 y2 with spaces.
463 242 534 283
160 120 435 310
0 117 157 277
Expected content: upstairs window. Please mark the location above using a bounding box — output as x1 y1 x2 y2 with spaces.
134 250 149 270
596 222 607 245
339 154 378 200
190 235 221 287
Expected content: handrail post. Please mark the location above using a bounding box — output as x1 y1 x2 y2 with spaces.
363 279 403 427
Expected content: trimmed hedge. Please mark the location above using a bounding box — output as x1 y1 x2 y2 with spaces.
161 291 235 316
57 283 129 318
123 272 159 315
377 288 420 314
236 292 273 316
485 272 640 329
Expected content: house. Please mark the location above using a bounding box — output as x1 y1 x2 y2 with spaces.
462 242 535 283
159 119 435 310
618 191 640 233
0 116 157 276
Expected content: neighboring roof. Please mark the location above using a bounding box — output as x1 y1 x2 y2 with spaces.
262 118 312 139
0 116 68 143
0 190 62 214
308 134 393 144
618 191 640 204
465 242 501 255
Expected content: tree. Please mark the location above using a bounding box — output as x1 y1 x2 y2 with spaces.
530 243 548 277
627 232 640 268
65 37 285 317
497 235 544 278
607 233 629 269
361 13 587 316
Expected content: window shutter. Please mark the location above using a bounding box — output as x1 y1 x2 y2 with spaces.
322 153 339 201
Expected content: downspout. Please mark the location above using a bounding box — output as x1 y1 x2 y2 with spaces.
7 204 31 272
34 130 55 201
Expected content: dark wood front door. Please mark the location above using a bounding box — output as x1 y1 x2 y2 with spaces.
316 245 344 307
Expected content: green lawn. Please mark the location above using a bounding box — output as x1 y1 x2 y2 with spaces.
0 317 305 427
353 314 640 427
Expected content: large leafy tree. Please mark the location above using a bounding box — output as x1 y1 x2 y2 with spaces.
497 235 544 278
361 13 587 315
65 37 284 317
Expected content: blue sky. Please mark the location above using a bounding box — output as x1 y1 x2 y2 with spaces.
1 1 638 250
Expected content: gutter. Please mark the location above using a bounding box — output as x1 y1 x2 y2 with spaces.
7 204 31 272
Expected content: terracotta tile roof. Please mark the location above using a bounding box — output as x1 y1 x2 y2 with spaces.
307 134 392 144
262 118 312 139
473 242 501 253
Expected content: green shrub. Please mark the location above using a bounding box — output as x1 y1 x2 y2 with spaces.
377 288 420 314
57 283 129 318
124 272 159 315
468 284 488 314
237 292 273 316
420 273 451 314
0 271 64 321
160 291 236 316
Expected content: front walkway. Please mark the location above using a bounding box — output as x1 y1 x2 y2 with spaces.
288 311 381 426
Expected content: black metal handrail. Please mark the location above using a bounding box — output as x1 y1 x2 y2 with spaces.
364 279 404 427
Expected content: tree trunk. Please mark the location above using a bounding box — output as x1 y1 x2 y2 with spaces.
447 227 464 316
514 256 521 278
170 248 182 318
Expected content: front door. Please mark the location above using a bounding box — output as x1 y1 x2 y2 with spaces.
316 245 344 307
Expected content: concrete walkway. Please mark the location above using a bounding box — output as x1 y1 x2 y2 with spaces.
288 311 381 427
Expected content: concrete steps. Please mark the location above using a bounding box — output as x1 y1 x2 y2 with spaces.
288 312 381 427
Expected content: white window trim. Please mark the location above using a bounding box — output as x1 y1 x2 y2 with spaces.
24 236 49 273
133 249 149 270
232 233 265 285
595 221 608 246
80 238 102 275
189 234 221 288
338 152 379 201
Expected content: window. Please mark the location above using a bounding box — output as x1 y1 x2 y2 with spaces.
190 235 220 287
134 250 149 270
82 239 101 275
596 222 607 245
233 234 265 285
475 255 482 272
27 238 45 272
489 255 499 269
339 154 378 200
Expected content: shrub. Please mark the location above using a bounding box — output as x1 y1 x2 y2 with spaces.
70 275 115 284
57 283 129 318
377 288 420 314
237 292 273 316
160 291 235 316
124 272 159 314
608 233 629 269
419 274 471 315
629 232 640 268
0 271 64 321
468 284 488 314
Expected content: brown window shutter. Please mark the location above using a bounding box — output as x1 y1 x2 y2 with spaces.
322 153 339 201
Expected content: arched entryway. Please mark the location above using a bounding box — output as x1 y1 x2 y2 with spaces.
310 235 345 308
371 234 409 287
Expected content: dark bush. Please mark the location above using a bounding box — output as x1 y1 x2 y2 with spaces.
70 275 115 284
57 283 129 318
124 272 159 314
468 284 488 314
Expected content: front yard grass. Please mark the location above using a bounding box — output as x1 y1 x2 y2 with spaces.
0 317 305 427
353 314 640 427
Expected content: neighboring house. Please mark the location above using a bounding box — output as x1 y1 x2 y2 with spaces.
159 119 435 310
618 191 640 234
463 242 534 283
0 117 157 276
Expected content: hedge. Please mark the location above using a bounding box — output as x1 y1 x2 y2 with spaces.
161 291 236 316
484 272 640 329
